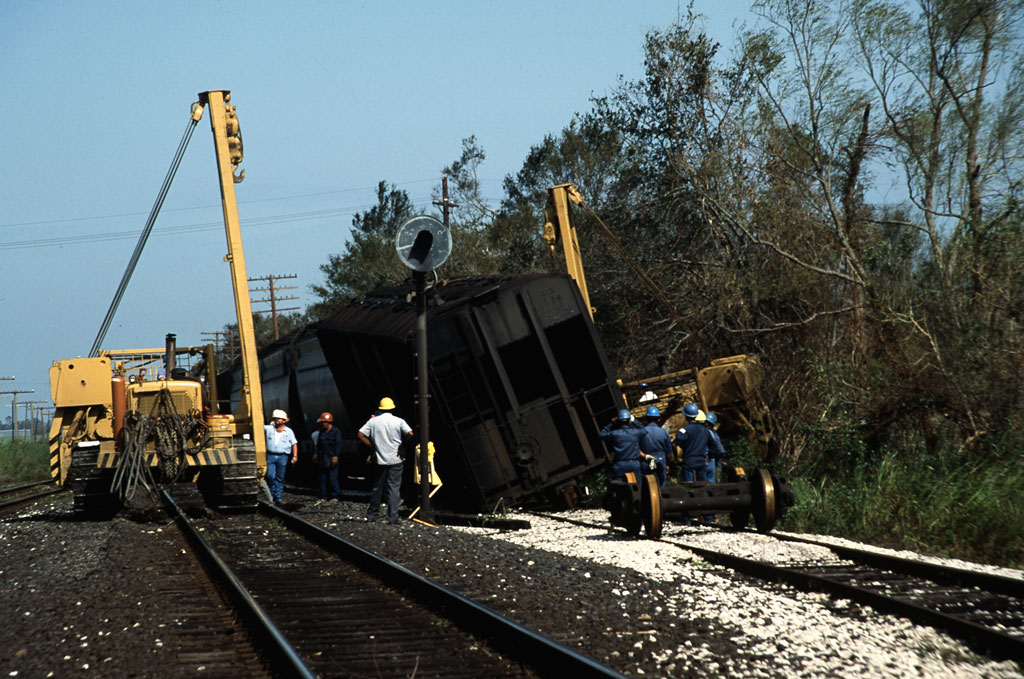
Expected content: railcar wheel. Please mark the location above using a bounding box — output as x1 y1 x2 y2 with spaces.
641 473 662 539
751 468 777 533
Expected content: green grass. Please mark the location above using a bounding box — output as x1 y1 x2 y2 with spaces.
780 442 1024 569
0 439 52 486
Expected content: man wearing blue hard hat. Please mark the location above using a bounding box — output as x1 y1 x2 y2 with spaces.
703 411 726 484
639 405 671 487
673 402 711 484
599 408 653 482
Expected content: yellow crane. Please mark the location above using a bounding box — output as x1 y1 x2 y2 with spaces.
48 90 267 514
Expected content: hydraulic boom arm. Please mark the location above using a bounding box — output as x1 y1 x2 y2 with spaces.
198 90 266 462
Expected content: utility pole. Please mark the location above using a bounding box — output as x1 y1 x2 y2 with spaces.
21 401 47 440
202 329 239 364
249 273 299 341
432 176 458 231
0 389 34 442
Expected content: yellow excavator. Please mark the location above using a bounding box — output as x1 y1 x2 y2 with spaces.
543 183 776 460
48 90 267 514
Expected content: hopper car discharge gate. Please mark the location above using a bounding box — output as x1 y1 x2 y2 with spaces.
48 90 267 515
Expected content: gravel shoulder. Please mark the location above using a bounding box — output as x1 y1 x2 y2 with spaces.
297 502 1024 679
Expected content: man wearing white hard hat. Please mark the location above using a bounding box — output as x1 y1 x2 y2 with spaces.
264 408 298 505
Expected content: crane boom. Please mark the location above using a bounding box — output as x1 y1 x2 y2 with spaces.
198 89 266 461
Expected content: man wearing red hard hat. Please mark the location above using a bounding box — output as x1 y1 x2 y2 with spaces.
314 411 343 501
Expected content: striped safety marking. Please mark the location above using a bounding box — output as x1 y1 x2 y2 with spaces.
48 412 63 480
95 448 240 468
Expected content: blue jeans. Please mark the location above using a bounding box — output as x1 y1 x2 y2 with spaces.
680 466 703 482
703 460 716 483
319 466 340 499
368 463 403 521
266 453 289 502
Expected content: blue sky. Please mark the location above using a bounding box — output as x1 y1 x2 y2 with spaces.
0 1 747 414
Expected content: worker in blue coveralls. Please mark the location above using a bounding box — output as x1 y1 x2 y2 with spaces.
313 411 343 501
639 406 671 487
673 403 710 483
599 409 653 482
703 411 726 484
264 408 298 505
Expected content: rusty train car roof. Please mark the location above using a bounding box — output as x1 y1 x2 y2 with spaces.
318 274 561 340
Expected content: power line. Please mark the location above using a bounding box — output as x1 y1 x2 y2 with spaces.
0 177 445 230
0 198 453 252
202 330 239 365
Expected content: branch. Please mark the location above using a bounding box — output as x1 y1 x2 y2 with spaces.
724 304 861 334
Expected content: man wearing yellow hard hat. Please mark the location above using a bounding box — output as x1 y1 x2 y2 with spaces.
357 397 414 524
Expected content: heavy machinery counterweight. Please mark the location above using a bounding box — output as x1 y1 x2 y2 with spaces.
48 90 266 515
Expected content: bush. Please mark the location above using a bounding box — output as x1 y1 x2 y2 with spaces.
0 439 51 486
780 434 1024 568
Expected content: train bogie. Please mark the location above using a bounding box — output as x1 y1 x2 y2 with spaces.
606 467 795 538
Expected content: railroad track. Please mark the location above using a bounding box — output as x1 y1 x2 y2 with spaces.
529 510 1024 663
0 479 64 516
163 491 625 679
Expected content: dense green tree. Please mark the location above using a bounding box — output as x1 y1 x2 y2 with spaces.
309 181 415 317
597 0 1024 462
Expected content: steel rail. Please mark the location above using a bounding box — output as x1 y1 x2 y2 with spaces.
665 537 1024 663
0 479 57 496
769 531 1024 598
0 485 64 515
529 511 1024 663
261 501 628 679
160 489 316 679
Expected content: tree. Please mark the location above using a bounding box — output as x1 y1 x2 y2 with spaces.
212 310 311 366
608 1 1024 459
309 181 415 317
849 0 1024 443
433 137 503 276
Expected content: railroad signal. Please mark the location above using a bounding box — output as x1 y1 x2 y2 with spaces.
395 214 451 524
395 216 451 273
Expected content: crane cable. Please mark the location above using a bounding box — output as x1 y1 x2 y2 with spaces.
89 108 203 357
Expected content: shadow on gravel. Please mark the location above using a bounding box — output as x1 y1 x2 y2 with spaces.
3 509 73 523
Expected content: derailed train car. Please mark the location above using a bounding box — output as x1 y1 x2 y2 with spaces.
242 274 622 511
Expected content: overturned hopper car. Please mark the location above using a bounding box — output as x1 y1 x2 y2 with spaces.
241 274 622 511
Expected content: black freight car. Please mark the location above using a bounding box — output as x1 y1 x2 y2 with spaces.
317 274 621 511
234 274 621 511
227 326 364 476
